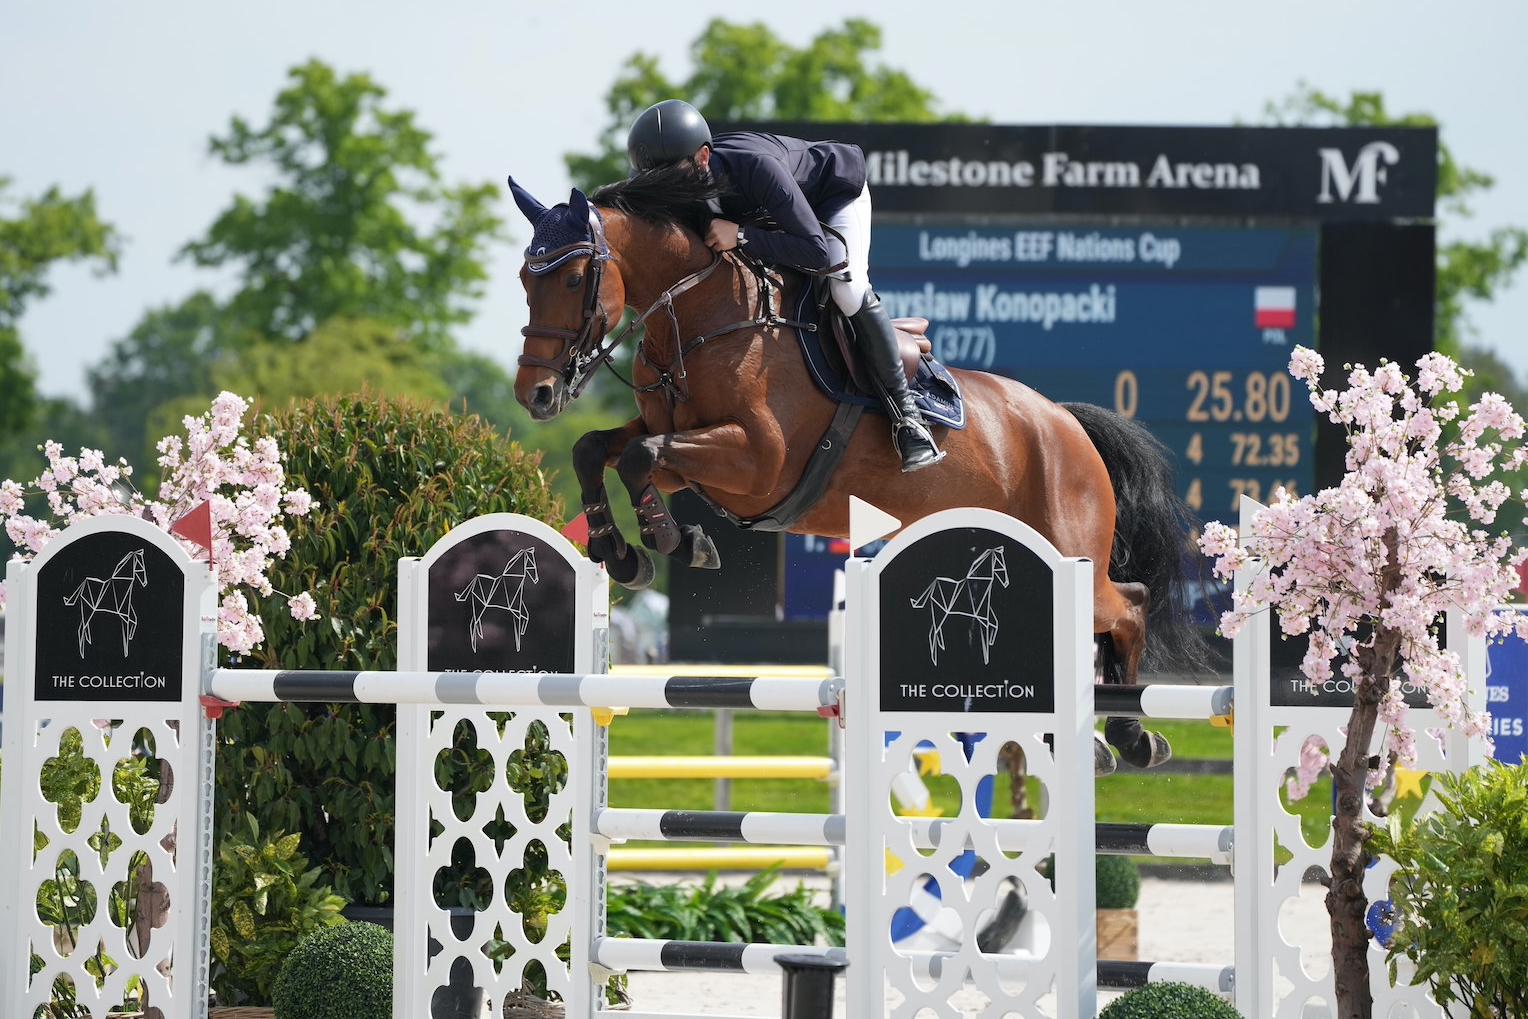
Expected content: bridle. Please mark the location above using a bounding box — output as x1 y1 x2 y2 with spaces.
518 204 733 401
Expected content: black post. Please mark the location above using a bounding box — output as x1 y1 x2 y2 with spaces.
777 953 848 1019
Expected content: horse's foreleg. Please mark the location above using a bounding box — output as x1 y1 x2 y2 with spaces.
573 419 655 590
616 423 766 572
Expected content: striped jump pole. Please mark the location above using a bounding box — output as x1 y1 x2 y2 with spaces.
1099 960 1237 994
597 809 1234 865
593 937 848 976
208 668 836 713
1094 683 1234 721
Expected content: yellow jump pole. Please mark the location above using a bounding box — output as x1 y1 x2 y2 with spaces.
607 846 836 872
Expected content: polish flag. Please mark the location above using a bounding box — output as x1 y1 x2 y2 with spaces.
1255 287 1296 330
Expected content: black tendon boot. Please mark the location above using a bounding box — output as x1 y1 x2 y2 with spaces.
850 292 946 472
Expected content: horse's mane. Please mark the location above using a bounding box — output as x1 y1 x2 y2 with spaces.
592 163 729 239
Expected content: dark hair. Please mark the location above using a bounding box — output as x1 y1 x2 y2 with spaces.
592 161 729 238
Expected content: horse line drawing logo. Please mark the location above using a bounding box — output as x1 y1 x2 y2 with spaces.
64 548 149 657
910 546 1009 666
455 547 540 653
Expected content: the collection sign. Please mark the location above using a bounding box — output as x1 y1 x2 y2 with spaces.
426 529 578 673
876 526 1055 713
33 530 185 702
730 123 1437 221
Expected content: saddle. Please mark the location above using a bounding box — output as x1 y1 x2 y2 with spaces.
796 275 965 431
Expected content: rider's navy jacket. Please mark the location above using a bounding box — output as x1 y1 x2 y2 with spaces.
707 132 866 270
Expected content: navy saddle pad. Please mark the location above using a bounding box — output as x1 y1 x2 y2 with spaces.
789 285 966 430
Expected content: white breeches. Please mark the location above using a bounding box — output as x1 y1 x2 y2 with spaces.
824 184 873 315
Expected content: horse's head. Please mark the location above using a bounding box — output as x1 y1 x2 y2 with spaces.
522 548 538 585
509 177 627 421
121 549 148 587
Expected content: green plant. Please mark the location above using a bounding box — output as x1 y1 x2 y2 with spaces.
213 392 563 907
272 922 393 1019
1098 981 1244 1018
209 817 347 1006
1096 856 1142 911
1371 760 1528 1018
607 869 844 947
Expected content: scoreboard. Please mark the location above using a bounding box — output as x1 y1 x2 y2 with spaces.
785 221 1319 619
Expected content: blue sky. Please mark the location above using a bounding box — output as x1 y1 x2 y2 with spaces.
4 0 1525 398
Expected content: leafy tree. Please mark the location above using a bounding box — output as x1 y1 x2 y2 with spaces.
85 292 238 466
0 178 119 436
1265 85 1528 361
566 18 965 191
180 59 505 349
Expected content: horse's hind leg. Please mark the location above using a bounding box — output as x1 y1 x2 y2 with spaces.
1098 580 1173 769
573 421 656 590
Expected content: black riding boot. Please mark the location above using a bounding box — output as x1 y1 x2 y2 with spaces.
850 292 946 473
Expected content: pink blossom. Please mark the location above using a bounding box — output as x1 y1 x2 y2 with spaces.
1204 348 1522 800
0 392 318 655
287 592 319 621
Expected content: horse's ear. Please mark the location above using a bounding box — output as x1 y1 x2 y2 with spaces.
568 187 590 223
507 175 547 223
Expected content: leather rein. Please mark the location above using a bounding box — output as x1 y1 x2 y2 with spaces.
518 205 807 405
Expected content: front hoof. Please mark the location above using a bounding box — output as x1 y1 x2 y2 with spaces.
681 525 722 569
620 548 657 590
607 547 657 590
1094 733 1118 777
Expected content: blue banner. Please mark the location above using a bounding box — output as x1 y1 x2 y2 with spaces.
1488 621 1528 765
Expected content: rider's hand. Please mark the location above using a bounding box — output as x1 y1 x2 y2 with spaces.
706 219 741 252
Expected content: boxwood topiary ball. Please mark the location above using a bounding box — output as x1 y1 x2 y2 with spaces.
1099 981 1244 1018
273 922 393 1019
1095 855 1142 910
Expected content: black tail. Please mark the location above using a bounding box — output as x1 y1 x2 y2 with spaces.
1063 402 1214 676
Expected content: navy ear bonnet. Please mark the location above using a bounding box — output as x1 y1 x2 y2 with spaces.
508 176 607 275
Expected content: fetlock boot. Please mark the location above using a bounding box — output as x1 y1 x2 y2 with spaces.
851 292 946 473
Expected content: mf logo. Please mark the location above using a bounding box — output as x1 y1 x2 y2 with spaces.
1316 141 1401 204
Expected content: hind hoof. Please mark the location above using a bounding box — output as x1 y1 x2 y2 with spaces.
1118 730 1173 770
681 524 721 569
1094 733 1118 777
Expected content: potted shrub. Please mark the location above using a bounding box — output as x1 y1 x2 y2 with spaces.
1371 759 1528 1018
1099 981 1244 1017
272 923 392 1019
1096 855 1142 961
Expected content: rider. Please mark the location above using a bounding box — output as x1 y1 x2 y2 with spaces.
626 99 945 473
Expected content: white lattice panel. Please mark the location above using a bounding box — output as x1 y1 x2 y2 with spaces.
845 508 1097 1019
395 514 604 1018
1 515 214 1019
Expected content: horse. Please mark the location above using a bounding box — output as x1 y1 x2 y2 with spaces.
454 548 539 653
63 548 148 657
507 170 1207 769
911 546 1008 667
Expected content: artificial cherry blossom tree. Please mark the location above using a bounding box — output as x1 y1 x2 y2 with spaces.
1201 347 1527 1018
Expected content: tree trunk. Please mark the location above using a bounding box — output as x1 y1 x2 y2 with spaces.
1327 532 1404 1019
1328 646 1404 1015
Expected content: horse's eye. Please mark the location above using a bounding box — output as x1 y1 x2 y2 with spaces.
566 272 583 289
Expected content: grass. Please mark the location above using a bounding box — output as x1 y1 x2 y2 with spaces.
606 711 1428 860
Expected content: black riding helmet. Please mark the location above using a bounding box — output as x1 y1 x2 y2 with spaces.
627 99 712 171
